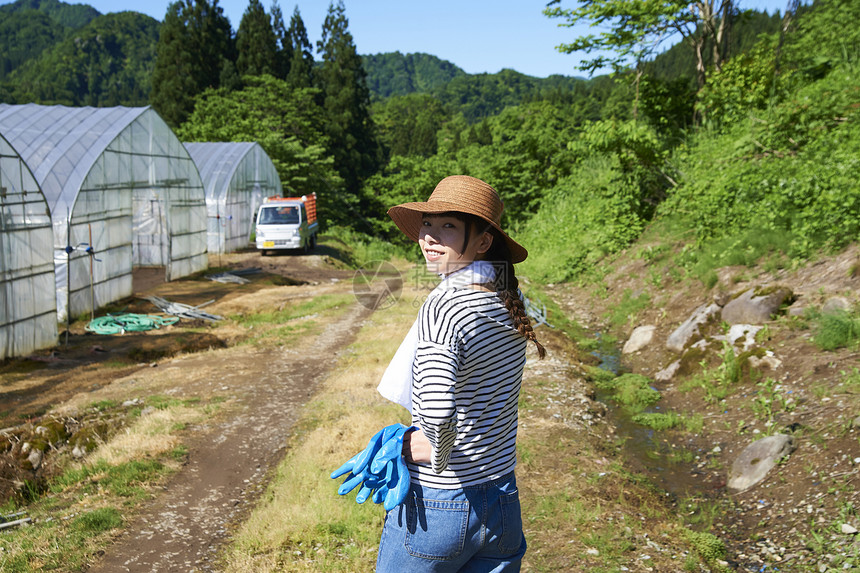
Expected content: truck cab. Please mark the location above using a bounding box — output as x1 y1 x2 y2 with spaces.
254 194 318 255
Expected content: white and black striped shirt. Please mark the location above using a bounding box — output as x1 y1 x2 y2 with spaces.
408 286 527 489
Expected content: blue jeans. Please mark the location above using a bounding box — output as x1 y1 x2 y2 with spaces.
376 472 526 572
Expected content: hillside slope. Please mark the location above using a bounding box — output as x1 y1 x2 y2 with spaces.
544 234 860 571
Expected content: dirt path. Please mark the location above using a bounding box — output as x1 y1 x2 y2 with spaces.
75 253 371 572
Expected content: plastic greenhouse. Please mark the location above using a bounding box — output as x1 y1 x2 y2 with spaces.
184 142 281 254
0 104 208 322
0 132 57 359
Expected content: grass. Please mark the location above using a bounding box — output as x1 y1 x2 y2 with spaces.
632 412 704 433
215 283 722 572
812 309 860 351
0 397 208 571
605 288 650 329
230 293 355 348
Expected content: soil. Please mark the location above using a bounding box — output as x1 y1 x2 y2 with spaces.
544 243 860 571
0 246 366 572
3 239 860 572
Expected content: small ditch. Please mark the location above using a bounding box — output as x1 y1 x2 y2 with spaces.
591 342 718 497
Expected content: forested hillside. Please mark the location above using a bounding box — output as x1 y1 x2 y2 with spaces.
0 0 856 284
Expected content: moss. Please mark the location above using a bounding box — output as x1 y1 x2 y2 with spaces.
676 346 708 378
685 530 727 562
37 419 69 446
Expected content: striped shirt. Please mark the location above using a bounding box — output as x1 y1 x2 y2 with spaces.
408 286 527 489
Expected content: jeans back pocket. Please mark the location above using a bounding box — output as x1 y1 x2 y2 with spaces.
406 497 470 561
498 489 524 555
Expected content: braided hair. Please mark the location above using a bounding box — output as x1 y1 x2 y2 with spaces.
438 212 547 359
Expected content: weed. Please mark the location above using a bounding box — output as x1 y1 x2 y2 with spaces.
751 378 797 434
605 289 650 329
812 309 860 350
632 412 703 433
72 507 123 533
684 530 727 564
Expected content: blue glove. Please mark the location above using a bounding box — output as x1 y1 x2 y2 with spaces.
383 451 412 511
370 424 412 474
332 423 416 510
330 425 388 480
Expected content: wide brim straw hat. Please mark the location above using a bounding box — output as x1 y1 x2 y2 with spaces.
387 175 528 264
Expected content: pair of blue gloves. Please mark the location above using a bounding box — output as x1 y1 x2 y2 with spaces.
330 423 416 511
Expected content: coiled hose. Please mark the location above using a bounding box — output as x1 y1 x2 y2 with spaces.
85 313 180 335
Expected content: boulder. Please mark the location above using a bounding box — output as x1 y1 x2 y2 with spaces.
666 303 721 353
654 360 681 383
728 434 796 492
721 287 793 325
822 296 852 314
623 325 656 354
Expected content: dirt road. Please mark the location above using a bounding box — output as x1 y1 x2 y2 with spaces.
1 248 377 571
87 303 369 572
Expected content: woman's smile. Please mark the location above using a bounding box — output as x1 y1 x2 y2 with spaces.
418 215 491 275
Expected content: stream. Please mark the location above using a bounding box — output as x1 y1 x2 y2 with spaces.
592 344 715 498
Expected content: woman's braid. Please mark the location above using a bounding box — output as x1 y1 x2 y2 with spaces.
495 258 546 359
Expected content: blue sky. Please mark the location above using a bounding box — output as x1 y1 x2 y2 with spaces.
5 0 789 77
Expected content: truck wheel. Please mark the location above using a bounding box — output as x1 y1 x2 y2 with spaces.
260 249 268 256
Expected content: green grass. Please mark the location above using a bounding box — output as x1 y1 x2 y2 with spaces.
631 412 704 433
605 288 650 329
812 309 860 351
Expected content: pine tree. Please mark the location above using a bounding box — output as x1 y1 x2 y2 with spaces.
270 1 291 79
151 0 235 127
236 0 277 77
151 2 198 127
286 6 314 89
316 1 380 211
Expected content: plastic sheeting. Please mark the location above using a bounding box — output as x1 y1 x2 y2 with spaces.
0 134 57 359
0 104 208 322
184 142 281 254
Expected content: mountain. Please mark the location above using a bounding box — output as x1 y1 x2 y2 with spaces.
0 11 160 106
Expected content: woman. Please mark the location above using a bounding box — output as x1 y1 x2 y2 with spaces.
377 175 546 572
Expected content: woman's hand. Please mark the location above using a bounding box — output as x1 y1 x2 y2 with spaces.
402 428 432 464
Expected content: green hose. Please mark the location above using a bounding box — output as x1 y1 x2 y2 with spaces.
85 313 180 335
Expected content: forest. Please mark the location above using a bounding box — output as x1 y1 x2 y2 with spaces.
0 0 858 289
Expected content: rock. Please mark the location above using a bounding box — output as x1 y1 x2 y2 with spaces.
728 324 762 351
841 523 858 535
728 434 796 492
655 360 680 382
721 286 793 325
822 296 851 314
623 325 656 354
666 303 721 353
748 351 782 371
27 449 43 470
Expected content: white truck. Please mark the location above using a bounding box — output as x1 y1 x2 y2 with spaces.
254 193 319 255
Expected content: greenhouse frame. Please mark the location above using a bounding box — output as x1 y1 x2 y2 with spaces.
0 132 57 359
184 142 281 254
0 104 208 322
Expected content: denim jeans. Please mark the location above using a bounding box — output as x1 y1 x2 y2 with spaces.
376 472 526 572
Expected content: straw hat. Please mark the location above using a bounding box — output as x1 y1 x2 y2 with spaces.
387 175 528 263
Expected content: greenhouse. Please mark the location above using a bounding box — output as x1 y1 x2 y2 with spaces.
184 142 281 254
0 132 57 359
0 104 208 322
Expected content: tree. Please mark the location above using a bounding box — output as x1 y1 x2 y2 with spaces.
151 0 234 127
545 0 736 92
176 75 344 225
270 1 292 79
316 1 381 215
236 0 277 77
286 5 313 89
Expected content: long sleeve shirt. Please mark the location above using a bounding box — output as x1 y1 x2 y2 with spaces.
408 286 527 489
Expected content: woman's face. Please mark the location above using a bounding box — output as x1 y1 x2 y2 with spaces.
418 215 492 276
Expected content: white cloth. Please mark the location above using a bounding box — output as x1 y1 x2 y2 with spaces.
376 261 497 412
